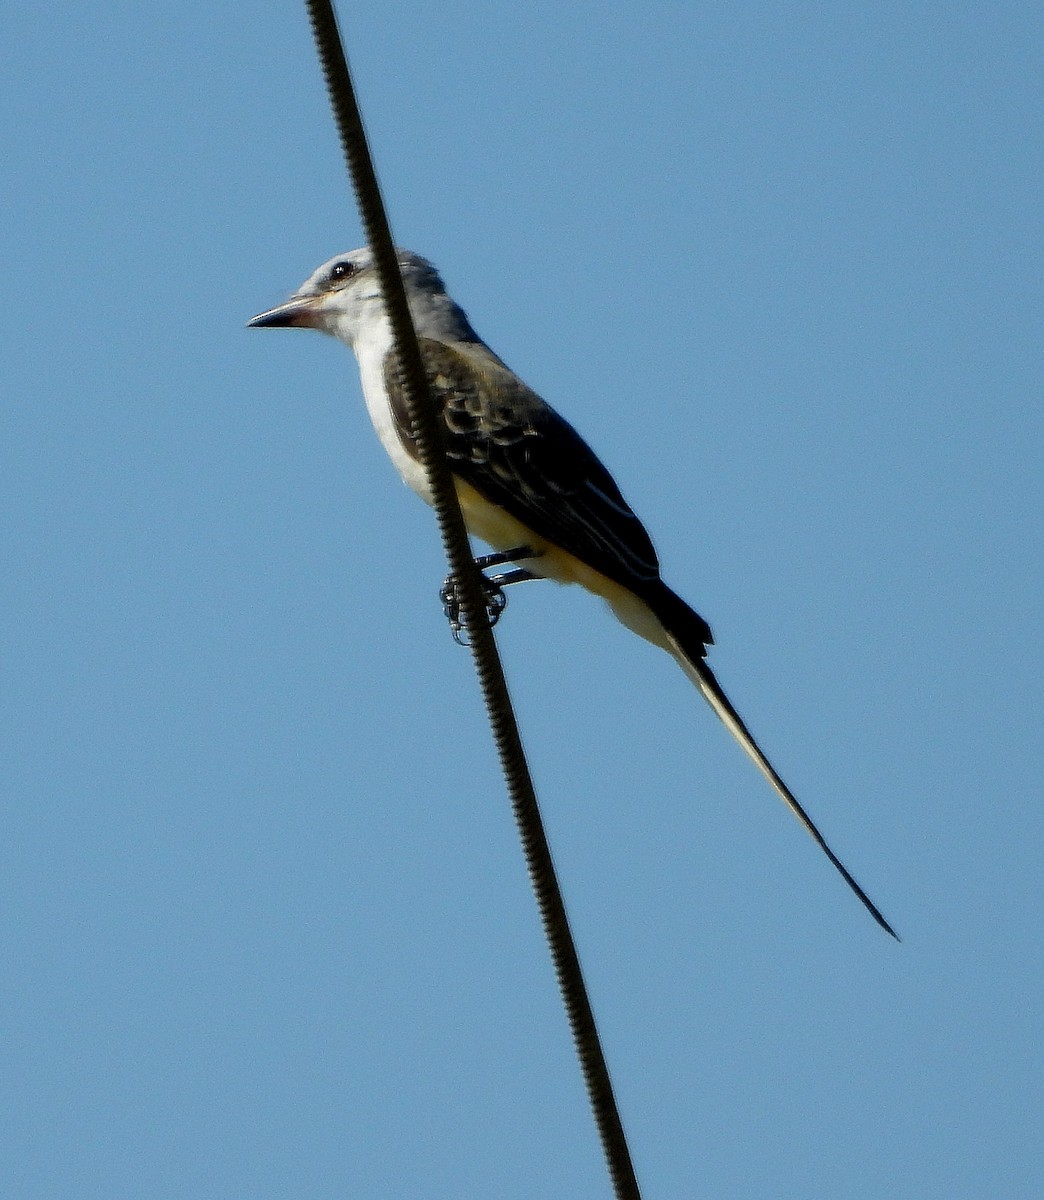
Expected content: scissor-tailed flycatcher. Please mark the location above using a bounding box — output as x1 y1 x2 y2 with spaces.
249 247 896 938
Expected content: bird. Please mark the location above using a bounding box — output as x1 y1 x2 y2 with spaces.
249 246 897 938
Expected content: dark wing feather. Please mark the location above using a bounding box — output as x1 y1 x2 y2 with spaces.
386 338 663 592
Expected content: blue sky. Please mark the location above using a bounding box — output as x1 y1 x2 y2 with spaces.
3 3 1042 1197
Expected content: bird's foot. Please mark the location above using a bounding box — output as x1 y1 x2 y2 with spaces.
440 546 539 645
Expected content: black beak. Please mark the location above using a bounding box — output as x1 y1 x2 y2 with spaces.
246 296 320 329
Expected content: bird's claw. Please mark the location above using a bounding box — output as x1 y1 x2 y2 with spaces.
439 545 538 645
440 573 508 645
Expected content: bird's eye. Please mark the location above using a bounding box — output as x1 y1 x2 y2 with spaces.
329 260 356 283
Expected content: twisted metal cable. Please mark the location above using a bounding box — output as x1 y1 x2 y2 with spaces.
301 3 643 1196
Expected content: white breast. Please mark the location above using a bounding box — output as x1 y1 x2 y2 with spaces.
353 321 433 504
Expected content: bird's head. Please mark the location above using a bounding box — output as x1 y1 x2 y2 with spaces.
248 248 477 350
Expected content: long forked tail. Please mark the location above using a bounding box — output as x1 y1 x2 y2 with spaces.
655 592 898 939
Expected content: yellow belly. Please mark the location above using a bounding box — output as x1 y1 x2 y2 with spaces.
453 478 670 651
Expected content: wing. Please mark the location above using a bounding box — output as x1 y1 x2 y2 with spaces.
385 338 663 593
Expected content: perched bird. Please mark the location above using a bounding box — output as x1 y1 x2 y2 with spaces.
249 247 896 938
